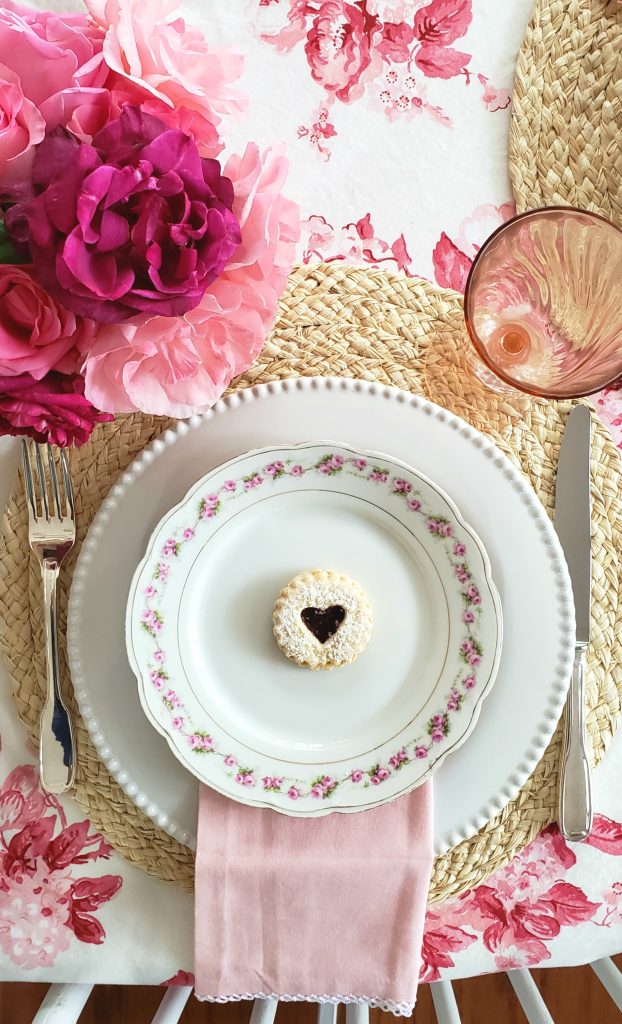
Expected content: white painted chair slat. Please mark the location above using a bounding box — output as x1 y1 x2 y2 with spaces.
345 1004 370 1024
316 1003 338 1024
31 983 93 1024
430 979 462 1024
591 958 622 1013
508 969 555 1024
150 985 193 1024
249 998 279 1024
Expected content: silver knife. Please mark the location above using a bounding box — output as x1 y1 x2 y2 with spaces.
555 404 593 842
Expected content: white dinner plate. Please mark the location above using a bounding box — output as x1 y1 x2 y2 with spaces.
126 442 502 814
67 378 574 853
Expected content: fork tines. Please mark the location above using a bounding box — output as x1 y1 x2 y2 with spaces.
22 440 74 522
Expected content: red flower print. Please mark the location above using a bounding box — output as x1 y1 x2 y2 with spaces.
301 212 414 275
478 74 511 111
433 203 515 292
0 764 122 969
414 43 471 79
432 232 472 292
437 826 600 970
378 21 414 63
0 765 46 831
304 1 383 103
162 970 196 986
585 814 622 856
420 910 476 982
413 0 473 46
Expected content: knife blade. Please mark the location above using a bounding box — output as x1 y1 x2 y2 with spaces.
555 403 593 842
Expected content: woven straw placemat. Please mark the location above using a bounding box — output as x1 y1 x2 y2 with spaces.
1 263 621 902
510 0 622 220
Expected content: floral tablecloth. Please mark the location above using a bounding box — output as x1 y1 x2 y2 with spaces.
2 0 622 989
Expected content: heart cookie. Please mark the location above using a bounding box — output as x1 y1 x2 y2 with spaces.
272 570 373 671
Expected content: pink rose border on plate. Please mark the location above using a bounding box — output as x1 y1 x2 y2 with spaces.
134 448 497 806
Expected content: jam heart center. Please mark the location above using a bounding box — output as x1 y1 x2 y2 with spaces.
300 605 346 644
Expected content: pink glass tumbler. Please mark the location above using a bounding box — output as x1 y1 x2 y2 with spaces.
463 207 622 398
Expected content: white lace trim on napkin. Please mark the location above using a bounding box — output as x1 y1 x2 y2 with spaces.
194 992 414 1016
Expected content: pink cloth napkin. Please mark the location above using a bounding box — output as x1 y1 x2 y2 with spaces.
194 782 434 1014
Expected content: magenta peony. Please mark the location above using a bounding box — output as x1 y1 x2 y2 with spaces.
85 0 246 158
7 105 242 322
0 265 94 379
81 144 300 417
0 371 113 446
0 64 44 187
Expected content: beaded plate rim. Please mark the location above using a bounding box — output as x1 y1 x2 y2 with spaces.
66 376 574 854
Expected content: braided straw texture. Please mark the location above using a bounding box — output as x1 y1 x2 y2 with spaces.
1 264 621 901
510 0 622 219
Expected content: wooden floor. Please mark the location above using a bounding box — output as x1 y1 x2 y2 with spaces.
2 963 622 1024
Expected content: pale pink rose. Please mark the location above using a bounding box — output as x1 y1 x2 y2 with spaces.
153 650 165 663
415 745 428 759
182 528 194 541
350 770 363 783
85 0 246 156
81 145 299 417
463 675 476 689
431 726 445 743
287 786 301 800
290 465 303 476
0 65 44 186
0 863 73 969
408 498 421 511
224 755 237 768
224 480 236 491
0 2 105 118
171 716 185 731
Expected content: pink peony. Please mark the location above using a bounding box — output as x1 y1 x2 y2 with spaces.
0 265 94 379
0 2 105 112
0 371 112 446
0 64 44 186
304 1 383 103
80 144 299 416
85 0 246 157
8 106 241 323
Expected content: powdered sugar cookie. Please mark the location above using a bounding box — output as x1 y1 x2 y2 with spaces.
273 570 373 671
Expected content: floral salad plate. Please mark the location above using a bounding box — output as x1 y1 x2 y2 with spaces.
126 441 503 815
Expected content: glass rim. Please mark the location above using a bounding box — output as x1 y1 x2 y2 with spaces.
463 205 622 399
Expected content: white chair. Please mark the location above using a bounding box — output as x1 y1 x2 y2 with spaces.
28 959 622 1023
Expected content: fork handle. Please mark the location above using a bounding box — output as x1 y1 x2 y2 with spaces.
40 560 75 794
558 647 593 842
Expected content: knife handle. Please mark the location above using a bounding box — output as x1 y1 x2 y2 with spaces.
559 648 593 842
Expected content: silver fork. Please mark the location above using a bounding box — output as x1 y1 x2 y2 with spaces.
22 440 76 794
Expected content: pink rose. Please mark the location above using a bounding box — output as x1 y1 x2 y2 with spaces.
0 64 44 186
0 371 112 446
415 746 428 759
305 1 383 103
288 786 300 800
463 675 476 689
350 770 363 783
290 465 303 476
0 265 93 380
223 755 237 768
0 2 105 113
81 144 299 417
85 0 246 157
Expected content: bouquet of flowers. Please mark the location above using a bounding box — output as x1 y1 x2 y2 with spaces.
0 0 299 445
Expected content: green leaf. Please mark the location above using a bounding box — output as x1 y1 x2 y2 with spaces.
0 217 26 264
